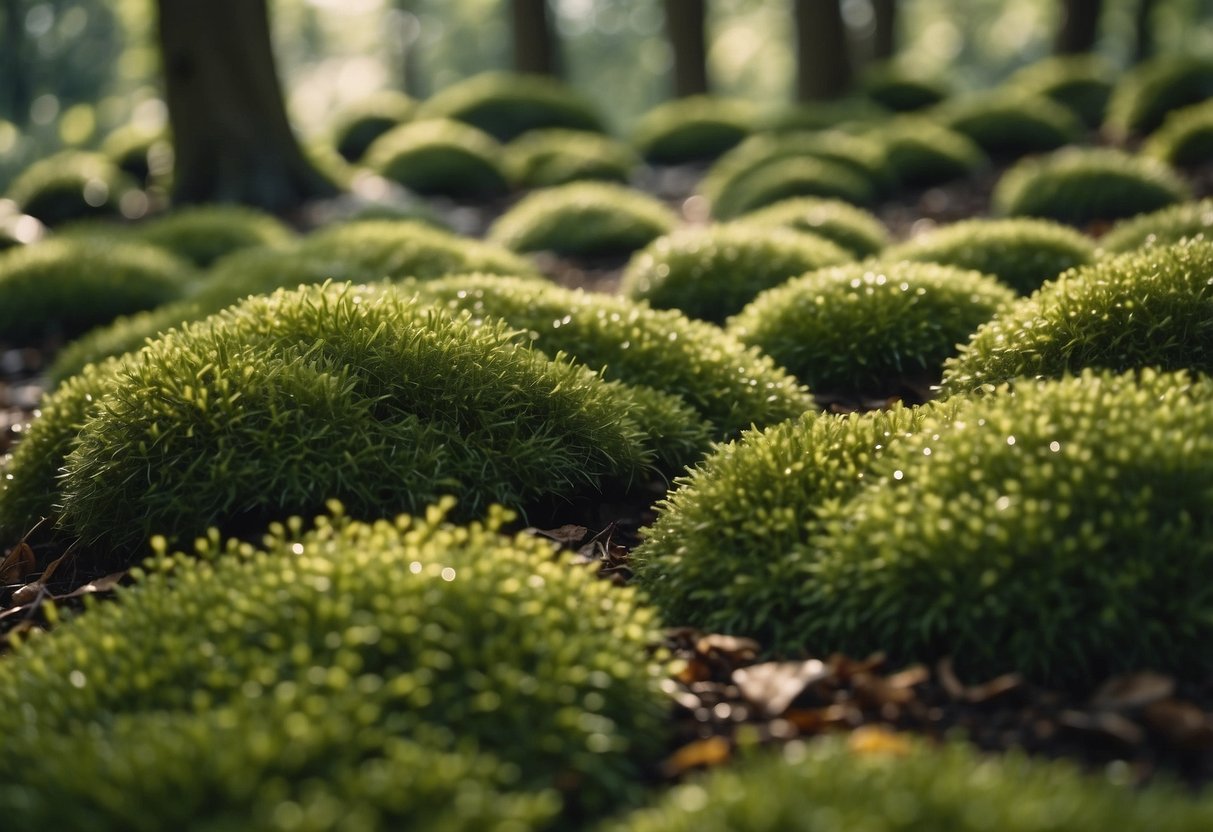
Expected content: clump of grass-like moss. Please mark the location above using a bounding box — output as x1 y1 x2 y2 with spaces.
621 224 852 324
417 71 605 142
630 96 759 164
364 118 510 198
633 405 927 649
728 261 1015 394
733 197 889 257
809 369 1213 686
0 237 194 345
487 182 678 258
1098 197 1213 253
5 151 138 226
1142 100 1213 167
126 205 294 267
506 129 638 188
875 117 988 189
1104 54 1213 140
710 156 876 219
992 147 1190 225
1007 55 1114 128
932 92 1083 158
330 89 417 161
939 239 1213 394
0 502 669 825
884 218 1095 294
410 273 814 439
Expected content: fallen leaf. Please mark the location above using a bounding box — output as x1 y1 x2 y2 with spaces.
1058 710 1144 747
1141 700 1213 751
0 541 36 584
1090 672 1176 711
660 736 731 777
733 659 828 717
695 634 760 663
525 525 588 547
848 725 913 757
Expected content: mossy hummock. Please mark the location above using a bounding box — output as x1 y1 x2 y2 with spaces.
728 261 1015 394
1104 55 1213 140
932 93 1083 158
630 96 759 164
417 71 605 142
126 205 295 268
621 224 853 324
101 125 172 186
364 118 510 198
884 218 1096 294
487 182 678 258
0 504 670 826
1142 100 1213 167
992 147 1190 225
330 89 417 161
734 196 889 258
5 151 139 226
1007 55 1114 128
1099 197 1213 253
506 129 638 188
809 369 1213 686
410 273 814 439
939 239 1213 394
875 117 988 189
861 64 951 112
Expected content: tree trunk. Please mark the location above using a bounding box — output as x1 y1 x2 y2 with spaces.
872 0 897 61
1055 0 1103 54
795 0 852 102
156 0 336 214
1133 0 1158 62
511 0 558 76
0 0 31 123
664 0 709 97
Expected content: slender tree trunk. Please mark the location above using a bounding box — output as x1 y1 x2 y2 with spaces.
664 0 709 97
156 0 337 213
0 0 31 123
1055 0 1103 54
394 2 426 98
1133 0 1158 62
795 0 852 102
872 0 897 61
511 0 559 76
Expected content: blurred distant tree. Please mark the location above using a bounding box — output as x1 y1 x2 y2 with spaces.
156 0 336 213
872 0 897 60
1056 0 1102 53
1133 0 1159 62
664 0 709 97
0 0 31 123
794 0 852 101
511 0 559 76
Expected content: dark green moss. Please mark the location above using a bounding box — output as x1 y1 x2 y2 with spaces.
630 97 759 164
127 205 294 268
1104 55 1213 140
1142 100 1213 167
364 118 510 198
331 90 417 161
733 197 888 258
5 151 138 227
1008 55 1113 128
417 72 605 142
506 129 637 188
861 64 951 112
876 117 988 189
932 93 1084 159
1099 198 1213 253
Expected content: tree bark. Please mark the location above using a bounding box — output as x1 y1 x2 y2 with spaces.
0 0 31 123
511 0 559 76
664 0 709 97
1133 0 1158 63
1055 0 1103 54
156 0 336 214
795 0 852 102
872 0 897 61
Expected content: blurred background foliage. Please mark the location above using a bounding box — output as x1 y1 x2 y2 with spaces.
3 0 1213 190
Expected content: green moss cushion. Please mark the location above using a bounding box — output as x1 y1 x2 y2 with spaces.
506 129 638 188
5 151 138 226
101 125 172 186
884 218 1096 294
710 156 876 219
1099 198 1213 253
939 240 1213 394
3 283 679 555
993 148 1190 225
606 735 1213 832
417 71 605 142
630 96 759 164
126 205 295 267
410 273 813 438
331 89 417 161
1007 55 1114 128
634 405 927 650
932 93 1083 158
861 64 951 112
0 238 194 345
1142 100 1213 167
1104 55 1213 140
0 503 669 825
487 182 678 258
876 117 988 189
621 224 853 324
809 369 1213 686
733 197 889 258
728 261 1015 394
364 118 510 198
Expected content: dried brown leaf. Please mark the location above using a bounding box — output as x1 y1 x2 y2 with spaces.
1058 709 1145 747
660 736 731 777
696 634 760 663
0 541 36 584
1141 700 1213 751
1090 672 1176 712
733 659 828 717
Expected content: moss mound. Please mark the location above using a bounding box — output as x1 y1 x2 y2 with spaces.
711 156 875 219
1099 197 1213 253
733 197 888 257
932 93 1083 158
1105 55 1213 140
810 369 1213 686
1007 55 1114 128
630 96 759 164
606 735 1213 832
487 182 677 258
101 125 171 186
621 224 853 324
0 503 669 826
5 151 138 226
331 89 417 161
364 118 510 198
992 147 1190 225
634 405 927 649
0 238 194 345
410 273 813 438
506 129 637 188
764 99 891 133
5 283 683 555
417 71 605 142
861 64 951 112
884 218 1096 294
939 240 1213 393
127 205 294 267
1142 100 1213 167
728 261 1014 394
876 117 988 189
